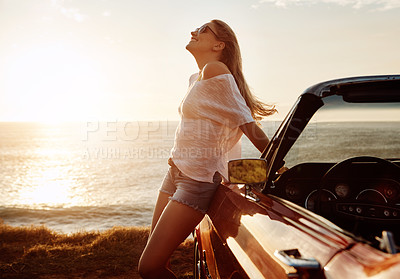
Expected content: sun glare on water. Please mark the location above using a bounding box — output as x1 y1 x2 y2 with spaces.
19 179 72 207
17 164 82 208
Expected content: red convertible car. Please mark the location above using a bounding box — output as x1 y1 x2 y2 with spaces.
194 75 400 278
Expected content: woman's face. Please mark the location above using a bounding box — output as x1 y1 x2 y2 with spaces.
186 22 220 54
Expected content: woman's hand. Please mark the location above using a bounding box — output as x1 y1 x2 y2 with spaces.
277 166 289 174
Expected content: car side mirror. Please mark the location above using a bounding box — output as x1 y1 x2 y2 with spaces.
228 159 267 184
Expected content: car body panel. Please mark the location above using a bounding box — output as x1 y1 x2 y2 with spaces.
325 243 400 278
198 185 356 278
196 184 400 278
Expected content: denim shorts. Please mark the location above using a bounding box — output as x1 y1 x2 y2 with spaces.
159 162 222 214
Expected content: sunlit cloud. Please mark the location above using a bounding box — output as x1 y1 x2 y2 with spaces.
254 0 400 10
51 0 87 22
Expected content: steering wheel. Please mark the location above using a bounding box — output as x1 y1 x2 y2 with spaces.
315 156 400 226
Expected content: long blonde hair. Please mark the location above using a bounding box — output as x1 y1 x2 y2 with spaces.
211 19 276 122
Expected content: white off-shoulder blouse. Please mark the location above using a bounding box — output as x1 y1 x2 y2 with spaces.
170 73 255 183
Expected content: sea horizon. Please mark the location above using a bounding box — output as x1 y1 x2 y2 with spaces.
1 121 399 233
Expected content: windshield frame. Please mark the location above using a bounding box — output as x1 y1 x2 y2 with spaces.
261 75 400 193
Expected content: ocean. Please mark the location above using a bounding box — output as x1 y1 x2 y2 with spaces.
0 121 399 233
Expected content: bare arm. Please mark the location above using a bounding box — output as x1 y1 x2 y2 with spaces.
241 122 288 173
240 122 269 153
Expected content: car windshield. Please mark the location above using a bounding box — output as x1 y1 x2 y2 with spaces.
284 95 400 168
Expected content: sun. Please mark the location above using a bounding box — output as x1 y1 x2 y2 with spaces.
4 42 105 122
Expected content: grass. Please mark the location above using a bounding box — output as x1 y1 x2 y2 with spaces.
0 221 194 278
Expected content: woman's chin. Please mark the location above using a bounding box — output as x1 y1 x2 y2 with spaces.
185 43 195 53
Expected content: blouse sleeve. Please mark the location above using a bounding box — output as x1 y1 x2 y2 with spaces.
194 74 255 128
188 73 199 86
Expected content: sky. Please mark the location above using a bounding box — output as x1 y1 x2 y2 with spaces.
0 0 399 122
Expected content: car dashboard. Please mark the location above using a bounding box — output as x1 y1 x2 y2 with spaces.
268 160 400 244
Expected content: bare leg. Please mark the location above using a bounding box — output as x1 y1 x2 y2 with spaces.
148 191 173 269
138 200 204 279
150 191 171 235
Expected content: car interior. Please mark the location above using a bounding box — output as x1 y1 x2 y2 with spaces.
266 95 400 254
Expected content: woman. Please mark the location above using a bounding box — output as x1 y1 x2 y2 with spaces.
138 19 276 279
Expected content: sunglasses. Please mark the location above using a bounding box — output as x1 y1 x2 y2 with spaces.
195 24 219 39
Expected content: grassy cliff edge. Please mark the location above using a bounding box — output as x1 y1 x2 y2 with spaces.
0 221 193 278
